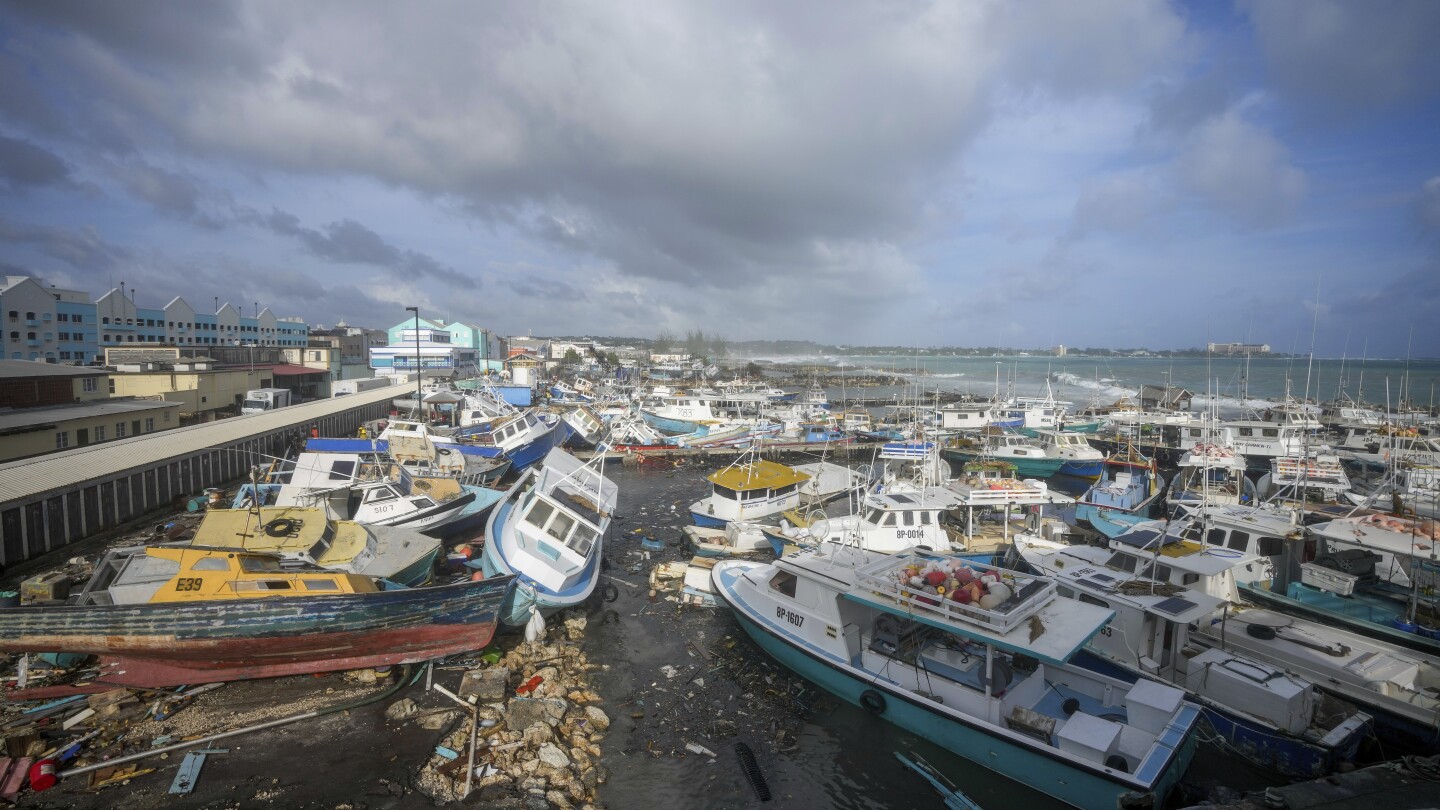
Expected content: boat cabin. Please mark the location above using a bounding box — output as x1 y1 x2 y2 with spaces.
72 545 376 606
694 459 810 525
507 448 618 593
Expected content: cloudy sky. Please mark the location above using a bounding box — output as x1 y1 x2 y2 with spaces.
1 1 1438 355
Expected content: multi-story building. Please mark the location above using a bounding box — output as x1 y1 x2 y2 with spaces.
1207 342 1271 356
1 275 308 365
372 321 479 376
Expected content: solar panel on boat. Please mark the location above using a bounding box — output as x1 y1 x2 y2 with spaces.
889 495 914 505
1152 596 1197 616
1112 529 1176 550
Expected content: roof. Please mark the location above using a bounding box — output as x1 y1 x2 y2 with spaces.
267 364 327 376
0 383 408 504
0 360 107 379
0 399 180 434
708 459 810 491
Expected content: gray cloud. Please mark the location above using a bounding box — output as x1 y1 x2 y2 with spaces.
0 217 133 271
0 135 73 191
1240 0 1440 114
1175 112 1306 228
259 211 478 289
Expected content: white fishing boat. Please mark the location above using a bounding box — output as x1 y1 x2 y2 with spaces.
712 545 1200 807
273 452 499 534
689 453 862 528
1010 532 1372 777
760 491 960 555
1168 443 1254 508
480 448 618 628
1033 429 1105 478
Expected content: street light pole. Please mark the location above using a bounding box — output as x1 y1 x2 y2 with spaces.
405 306 422 419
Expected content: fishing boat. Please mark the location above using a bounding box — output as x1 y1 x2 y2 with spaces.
1347 463 1439 520
1255 452 1353 508
1074 447 1164 539
0 545 514 693
1167 443 1254 508
192 506 443 587
273 452 501 535
689 453 862 528
1103 519 1440 752
560 405 608 449
1010 533 1372 777
454 409 576 473
759 490 960 555
759 422 852 448
681 521 772 557
941 431 1068 479
1033 429 1105 478
305 420 512 486
712 545 1201 807
479 448 618 628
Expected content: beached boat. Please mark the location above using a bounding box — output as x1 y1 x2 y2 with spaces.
454 409 576 473
192 506 443 587
1011 533 1372 777
480 448 618 627
0 545 514 691
304 420 512 486
273 452 500 534
689 454 862 528
682 521 771 557
712 545 1200 807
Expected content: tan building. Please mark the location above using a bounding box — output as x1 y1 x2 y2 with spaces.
106 352 274 422
0 398 181 462
0 359 110 407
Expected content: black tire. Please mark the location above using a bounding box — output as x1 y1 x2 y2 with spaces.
859 689 886 715
438 448 454 456
264 518 297 537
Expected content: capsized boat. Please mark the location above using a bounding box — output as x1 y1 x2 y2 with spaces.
480 447 619 627
1010 532 1372 777
0 545 514 693
712 545 1200 808
682 521 772 557
193 506 442 587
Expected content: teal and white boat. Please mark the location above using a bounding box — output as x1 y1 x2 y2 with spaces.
712 544 1200 808
942 431 1068 479
480 447 618 629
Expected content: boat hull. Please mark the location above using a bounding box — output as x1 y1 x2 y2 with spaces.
0 576 515 692
941 449 1067 479
716 580 1196 809
1059 460 1104 478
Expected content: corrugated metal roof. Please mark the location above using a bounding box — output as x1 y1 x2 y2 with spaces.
0 398 179 432
0 384 409 504
0 359 108 379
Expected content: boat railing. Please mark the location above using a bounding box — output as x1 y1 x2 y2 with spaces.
854 552 1055 633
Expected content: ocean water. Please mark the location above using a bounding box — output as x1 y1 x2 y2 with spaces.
750 354 1440 417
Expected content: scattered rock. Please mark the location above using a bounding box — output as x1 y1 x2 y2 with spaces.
582 706 610 731
537 743 571 769
384 698 418 721
463 666 512 702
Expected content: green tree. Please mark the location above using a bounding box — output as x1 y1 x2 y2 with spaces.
562 348 581 365
745 361 762 379
654 330 676 352
709 335 728 360
684 329 707 359
606 351 620 367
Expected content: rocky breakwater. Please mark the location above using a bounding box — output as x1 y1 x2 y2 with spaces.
412 614 611 809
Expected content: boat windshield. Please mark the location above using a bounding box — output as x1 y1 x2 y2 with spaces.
307 523 336 561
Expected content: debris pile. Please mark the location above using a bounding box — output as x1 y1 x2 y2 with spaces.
412 613 609 809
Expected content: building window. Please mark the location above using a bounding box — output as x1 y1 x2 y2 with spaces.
26 332 35 340
144 418 154 432
107 379 115 393
116 422 126 438
57 313 67 322
55 431 69 449
164 411 171 421
103 334 111 342
25 311 35 319
103 316 110 324
60 351 70 359
6 310 15 319
82 377 96 392
8 332 15 340
95 425 105 441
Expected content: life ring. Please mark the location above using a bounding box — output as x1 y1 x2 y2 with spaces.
859 689 886 715
263 518 297 537
437 448 454 457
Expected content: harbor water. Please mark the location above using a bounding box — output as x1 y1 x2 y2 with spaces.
589 458 1282 810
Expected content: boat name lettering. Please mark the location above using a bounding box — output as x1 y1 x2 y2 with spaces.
175 577 204 592
776 607 805 627
896 529 926 540
1099 626 1113 637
